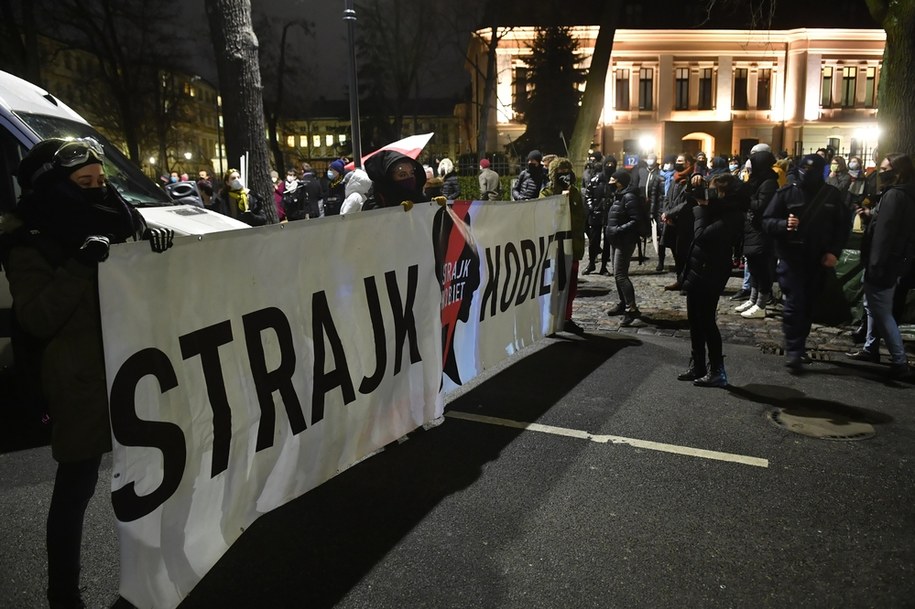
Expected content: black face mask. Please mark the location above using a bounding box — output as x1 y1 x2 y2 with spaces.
528 163 540 173
674 163 685 172
879 169 897 188
557 173 572 189
83 185 109 206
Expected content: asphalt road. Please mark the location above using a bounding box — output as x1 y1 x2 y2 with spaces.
2 328 913 609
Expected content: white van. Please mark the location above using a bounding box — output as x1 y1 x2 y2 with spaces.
0 69 249 368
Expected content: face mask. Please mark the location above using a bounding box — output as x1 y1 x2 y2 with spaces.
230 178 243 191
662 163 673 171
557 174 572 189
83 185 108 205
729 164 739 172
646 158 657 167
327 170 336 180
879 169 896 187
528 163 539 172
675 163 685 172
830 163 839 172
396 176 417 193
169 176 178 183
849 161 860 170
696 159 707 168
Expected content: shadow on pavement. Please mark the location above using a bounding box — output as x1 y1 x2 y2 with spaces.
177 335 641 609
726 383 894 426
0 370 50 454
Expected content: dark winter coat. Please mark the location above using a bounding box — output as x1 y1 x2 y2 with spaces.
762 182 851 264
662 172 697 248
363 150 428 209
605 183 643 247
323 175 346 216
540 159 586 259
679 193 748 293
742 156 780 257
583 173 609 227
861 182 915 289
512 166 545 201
442 172 461 200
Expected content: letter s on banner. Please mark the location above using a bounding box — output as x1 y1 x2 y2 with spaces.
110 348 187 523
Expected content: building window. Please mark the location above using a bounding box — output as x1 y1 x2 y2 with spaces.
286 136 295 148
864 66 877 108
638 67 653 111
299 135 309 148
325 134 334 147
756 68 771 110
841 66 857 108
698 68 714 110
513 67 528 114
312 135 321 149
615 68 629 110
821 66 833 107
338 134 347 144
675 68 689 110
733 68 748 110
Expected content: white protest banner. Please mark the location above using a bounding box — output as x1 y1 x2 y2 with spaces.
433 196 572 391
99 205 443 609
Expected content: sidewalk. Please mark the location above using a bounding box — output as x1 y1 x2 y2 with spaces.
569 250 914 363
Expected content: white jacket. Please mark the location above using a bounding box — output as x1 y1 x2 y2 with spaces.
340 168 372 214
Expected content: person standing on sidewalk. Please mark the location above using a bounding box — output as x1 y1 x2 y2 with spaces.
660 153 698 290
846 153 915 380
604 170 648 326
677 173 748 387
541 158 588 334
763 154 851 371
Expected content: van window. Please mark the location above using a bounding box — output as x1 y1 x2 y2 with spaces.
13 112 169 207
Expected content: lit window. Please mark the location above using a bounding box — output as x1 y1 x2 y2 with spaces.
841 66 857 108
300 135 308 148
733 68 748 110
615 69 630 110
756 69 771 110
338 134 347 144
821 67 833 107
325 134 334 147
698 68 714 110
675 68 689 110
313 135 321 148
638 68 653 111
286 136 295 148
864 67 877 108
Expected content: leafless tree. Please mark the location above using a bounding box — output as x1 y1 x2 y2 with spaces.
205 0 278 223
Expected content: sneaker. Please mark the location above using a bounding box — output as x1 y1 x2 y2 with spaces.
740 304 766 319
563 319 585 335
606 302 626 316
846 348 879 363
734 299 755 313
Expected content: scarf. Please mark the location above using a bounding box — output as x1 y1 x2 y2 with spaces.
229 189 249 213
674 163 694 184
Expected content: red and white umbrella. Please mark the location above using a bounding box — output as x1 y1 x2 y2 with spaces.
344 132 434 171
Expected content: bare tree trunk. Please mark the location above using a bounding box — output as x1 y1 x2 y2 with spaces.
205 0 278 223
475 25 500 156
866 0 915 155
568 2 619 177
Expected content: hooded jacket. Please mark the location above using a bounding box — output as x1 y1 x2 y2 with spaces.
364 150 428 209
438 158 461 200
862 182 915 288
340 169 373 214
540 158 586 259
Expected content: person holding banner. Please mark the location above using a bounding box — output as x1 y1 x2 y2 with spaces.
3 138 172 609
541 157 587 334
364 150 429 210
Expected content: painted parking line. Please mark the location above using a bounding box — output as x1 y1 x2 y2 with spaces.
446 411 769 469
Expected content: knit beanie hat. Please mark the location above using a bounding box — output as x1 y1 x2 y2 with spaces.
479 158 490 169
17 138 105 190
330 159 346 175
610 170 631 187
527 150 543 162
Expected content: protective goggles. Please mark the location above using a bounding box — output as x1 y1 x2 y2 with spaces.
30 137 106 185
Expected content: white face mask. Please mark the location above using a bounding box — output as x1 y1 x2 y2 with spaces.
729 163 739 172
230 178 243 191
849 161 860 170
327 170 336 180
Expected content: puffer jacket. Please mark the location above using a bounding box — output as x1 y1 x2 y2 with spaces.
680 193 748 293
340 168 373 214
862 182 915 288
605 182 642 247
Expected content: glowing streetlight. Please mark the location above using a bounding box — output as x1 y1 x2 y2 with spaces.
183 151 193 161
639 134 656 154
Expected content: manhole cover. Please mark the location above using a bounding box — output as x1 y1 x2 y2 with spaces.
768 408 875 440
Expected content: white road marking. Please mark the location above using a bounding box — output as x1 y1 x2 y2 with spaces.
445 411 769 468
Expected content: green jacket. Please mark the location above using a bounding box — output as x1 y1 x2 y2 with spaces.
5 231 111 463
540 158 587 260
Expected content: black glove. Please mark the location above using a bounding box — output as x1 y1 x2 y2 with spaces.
76 235 111 263
144 228 175 253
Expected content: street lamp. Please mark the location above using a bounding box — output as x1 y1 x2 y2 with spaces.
184 151 192 161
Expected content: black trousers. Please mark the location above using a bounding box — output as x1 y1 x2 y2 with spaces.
777 258 827 359
47 455 102 606
585 222 603 265
686 285 723 366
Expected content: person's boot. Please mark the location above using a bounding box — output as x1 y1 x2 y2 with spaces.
582 261 596 275
619 306 641 327
677 354 706 381
598 264 610 276
694 358 728 387
606 302 626 316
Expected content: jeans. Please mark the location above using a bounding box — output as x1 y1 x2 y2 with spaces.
863 282 907 365
47 455 102 606
611 240 637 308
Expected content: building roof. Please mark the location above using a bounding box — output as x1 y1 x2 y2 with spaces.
482 1 878 30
